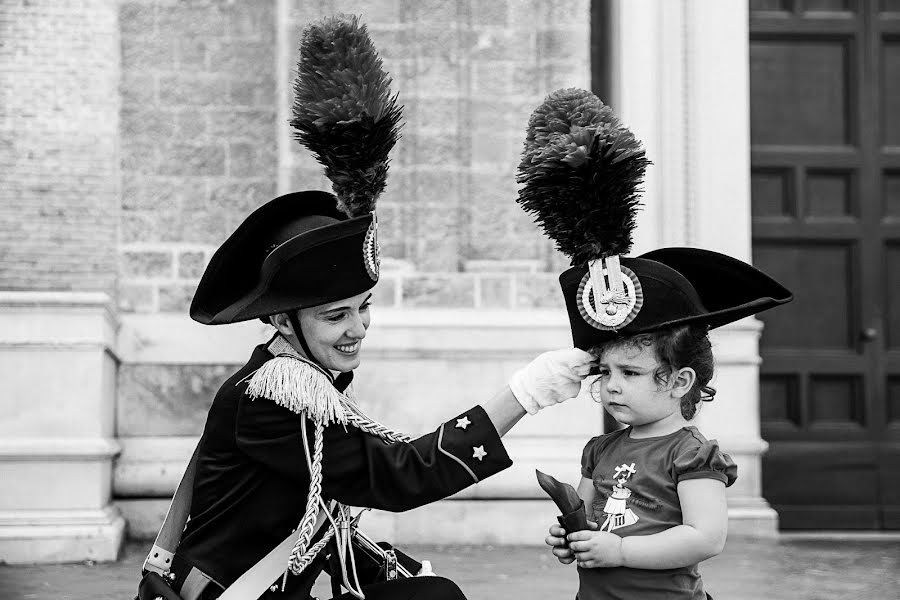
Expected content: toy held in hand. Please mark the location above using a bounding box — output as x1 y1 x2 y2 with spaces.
536 469 589 534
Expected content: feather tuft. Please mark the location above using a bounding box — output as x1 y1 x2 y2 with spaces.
246 356 349 426
291 14 403 217
516 88 650 265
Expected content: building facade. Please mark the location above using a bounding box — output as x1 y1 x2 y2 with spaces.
3 0 893 563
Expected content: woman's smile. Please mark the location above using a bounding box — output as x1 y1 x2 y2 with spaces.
296 290 373 372
335 341 360 355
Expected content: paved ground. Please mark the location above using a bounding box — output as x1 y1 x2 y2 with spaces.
1 536 898 599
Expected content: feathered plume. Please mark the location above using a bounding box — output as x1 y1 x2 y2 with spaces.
291 15 403 217
516 88 649 265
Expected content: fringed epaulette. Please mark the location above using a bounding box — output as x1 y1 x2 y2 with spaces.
246 355 349 426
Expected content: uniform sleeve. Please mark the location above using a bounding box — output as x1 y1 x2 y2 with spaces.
580 435 602 479
320 405 511 511
673 439 738 487
235 395 512 512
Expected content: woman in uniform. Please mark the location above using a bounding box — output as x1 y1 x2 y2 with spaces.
140 15 594 600
160 189 593 600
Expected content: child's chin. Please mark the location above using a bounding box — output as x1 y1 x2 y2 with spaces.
605 405 629 418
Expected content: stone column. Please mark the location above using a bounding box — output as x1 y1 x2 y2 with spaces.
0 293 124 562
612 0 777 535
0 0 124 561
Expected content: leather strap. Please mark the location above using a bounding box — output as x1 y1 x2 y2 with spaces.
144 437 331 599
218 506 331 600
143 441 202 575
180 566 217 600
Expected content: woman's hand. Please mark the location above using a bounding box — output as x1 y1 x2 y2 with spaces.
568 528 624 569
509 348 596 414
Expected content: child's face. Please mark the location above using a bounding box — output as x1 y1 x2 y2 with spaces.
594 342 683 430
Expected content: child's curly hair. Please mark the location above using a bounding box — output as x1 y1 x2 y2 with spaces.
589 324 716 419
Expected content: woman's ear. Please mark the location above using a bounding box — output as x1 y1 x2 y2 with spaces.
269 312 294 338
670 367 697 399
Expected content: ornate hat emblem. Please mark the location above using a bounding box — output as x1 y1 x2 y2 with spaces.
363 212 380 281
577 258 642 331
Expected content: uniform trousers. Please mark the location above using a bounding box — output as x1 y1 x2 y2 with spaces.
193 575 464 600
328 576 466 600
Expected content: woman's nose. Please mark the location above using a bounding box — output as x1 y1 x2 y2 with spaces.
346 313 367 339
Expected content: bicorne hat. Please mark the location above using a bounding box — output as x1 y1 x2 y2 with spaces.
558 248 793 350
190 191 380 325
516 89 792 350
190 15 402 325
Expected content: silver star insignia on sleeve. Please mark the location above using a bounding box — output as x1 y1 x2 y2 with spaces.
472 446 487 461
455 416 471 430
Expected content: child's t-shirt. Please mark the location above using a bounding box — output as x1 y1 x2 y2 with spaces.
577 426 737 600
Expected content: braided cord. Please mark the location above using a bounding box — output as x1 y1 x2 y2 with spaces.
289 525 335 575
288 416 326 575
342 400 412 443
281 378 416 582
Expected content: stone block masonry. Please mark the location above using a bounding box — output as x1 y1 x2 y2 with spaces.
115 0 590 315
118 0 279 312
0 0 120 294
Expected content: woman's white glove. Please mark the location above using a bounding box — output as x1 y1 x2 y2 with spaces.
508 348 596 414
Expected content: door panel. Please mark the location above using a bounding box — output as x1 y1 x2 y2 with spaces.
750 39 852 146
753 242 856 349
883 38 900 144
751 0 899 529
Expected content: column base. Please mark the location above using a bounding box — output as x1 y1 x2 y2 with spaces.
726 496 780 538
0 506 125 564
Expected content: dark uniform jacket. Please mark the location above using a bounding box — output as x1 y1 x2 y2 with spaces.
177 339 513 589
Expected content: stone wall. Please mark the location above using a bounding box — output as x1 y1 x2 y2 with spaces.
117 0 279 313
116 0 590 318
115 0 593 456
0 0 119 293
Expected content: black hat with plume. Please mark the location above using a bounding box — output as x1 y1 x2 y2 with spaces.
516 88 792 350
191 15 402 326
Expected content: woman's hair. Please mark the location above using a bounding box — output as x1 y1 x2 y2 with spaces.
589 324 716 419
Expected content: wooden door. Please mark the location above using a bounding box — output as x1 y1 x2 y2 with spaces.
750 0 900 529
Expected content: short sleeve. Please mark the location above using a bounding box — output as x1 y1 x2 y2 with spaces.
580 435 602 479
673 439 738 487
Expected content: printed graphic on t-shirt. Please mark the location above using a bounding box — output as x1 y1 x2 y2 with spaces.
601 462 639 532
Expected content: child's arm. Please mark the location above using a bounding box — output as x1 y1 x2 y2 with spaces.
546 477 597 564
620 478 728 567
568 478 727 569
577 475 596 507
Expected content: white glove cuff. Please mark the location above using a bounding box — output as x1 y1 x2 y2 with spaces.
509 368 541 415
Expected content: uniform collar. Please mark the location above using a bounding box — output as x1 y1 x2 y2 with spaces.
265 334 334 384
264 334 355 393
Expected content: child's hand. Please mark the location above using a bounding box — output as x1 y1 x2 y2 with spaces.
546 520 600 565
567 529 624 569
545 523 575 564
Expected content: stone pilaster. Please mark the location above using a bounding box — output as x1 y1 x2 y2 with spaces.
613 0 777 535
0 293 124 562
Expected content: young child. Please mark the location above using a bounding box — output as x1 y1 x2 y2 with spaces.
546 323 737 600
514 88 793 599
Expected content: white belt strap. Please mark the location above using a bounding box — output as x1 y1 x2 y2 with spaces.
144 437 332 599
218 507 331 600
143 441 201 575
